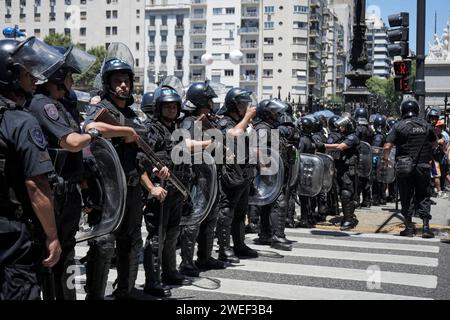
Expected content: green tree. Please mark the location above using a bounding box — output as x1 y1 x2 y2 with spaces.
367 77 401 116
43 33 73 48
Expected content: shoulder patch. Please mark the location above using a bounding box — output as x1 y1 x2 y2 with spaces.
219 119 228 128
44 104 59 121
29 126 47 150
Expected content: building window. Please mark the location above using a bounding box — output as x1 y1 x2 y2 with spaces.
213 8 222 15
80 11 87 20
293 21 307 29
294 5 308 13
264 53 273 61
112 27 117 35
264 37 274 45
225 8 235 15
264 22 274 30
263 69 273 78
136 42 140 51
224 70 234 77
264 6 274 13
80 28 86 36
136 26 140 35
106 27 111 35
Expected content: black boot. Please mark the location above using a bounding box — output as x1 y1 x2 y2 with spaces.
422 219 435 239
271 235 292 251
400 217 416 237
114 236 142 300
217 225 240 263
196 257 227 270
234 244 258 258
143 234 172 297
340 199 358 231
162 271 193 286
179 225 200 277
254 232 272 245
84 235 115 300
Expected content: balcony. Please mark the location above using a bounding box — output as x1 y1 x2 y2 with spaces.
159 64 168 72
310 13 319 22
147 63 155 71
310 30 319 38
191 13 206 20
174 70 184 78
175 25 185 33
160 25 168 31
148 25 156 32
309 44 320 52
190 75 205 82
191 0 207 5
175 43 184 51
190 59 203 66
241 43 258 50
240 74 258 82
238 27 259 35
190 43 205 51
310 0 321 8
190 28 207 35
160 43 168 51
242 11 259 19
241 58 257 65
147 44 156 52
242 0 259 4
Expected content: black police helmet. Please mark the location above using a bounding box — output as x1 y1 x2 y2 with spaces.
373 115 387 131
256 98 287 122
101 58 134 99
153 86 182 119
141 91 155 114
400 99 419 119
217 87 253 115
354 107 369 120
0 39 21 89
184 81 218 112
426 108 441 123
328 115 341 131
387 118 398 131
300 117 316 134
336 116 357 133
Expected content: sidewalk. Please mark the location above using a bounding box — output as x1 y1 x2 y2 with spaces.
311 194 450 238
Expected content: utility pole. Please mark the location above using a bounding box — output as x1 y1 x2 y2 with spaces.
416 0 427 118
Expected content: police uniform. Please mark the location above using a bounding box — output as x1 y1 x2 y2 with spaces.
335 132 360 229
326 130 343 216
386 117 437 222
216 116 256 262
253 120 292 251
0 96 54 300
297 133 317 227
177 115 223 276
82 98 143 300
355 123 374 207
27 93 84 300
311 130 328 220
372 129 387 205
142 115 192 289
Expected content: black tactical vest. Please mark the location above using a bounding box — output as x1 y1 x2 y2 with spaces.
396 118 433 164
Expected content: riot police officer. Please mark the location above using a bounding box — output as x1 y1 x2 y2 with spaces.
178 82 227 277
82 51 149 300
26 45 97 300
325 116 360 231
296 116 320 228
142 86 193 297
0 37 62 300
253 99 292 251
215 88 258 263
384 100 438 238
311 116 328 221
326 115 343 216
386 118 398 203
354 107 374 208
141 91 155 117
371 115 387 206
427 108 441 126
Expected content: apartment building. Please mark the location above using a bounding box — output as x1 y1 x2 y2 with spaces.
144 0 190 91
323 8 346 98
1 0 146 91
259 1 309 105
366 13 392 79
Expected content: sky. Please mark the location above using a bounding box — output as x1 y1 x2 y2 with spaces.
366 0 450 52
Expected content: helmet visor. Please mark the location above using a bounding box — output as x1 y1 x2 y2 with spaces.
12 37 64 81
267 99 288 115
65 46 96 74
236 91 257 109
104 42 134 69
335 117 350 128
206 81 223 98
159 75 185 99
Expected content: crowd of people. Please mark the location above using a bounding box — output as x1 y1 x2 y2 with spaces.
0 37 447 301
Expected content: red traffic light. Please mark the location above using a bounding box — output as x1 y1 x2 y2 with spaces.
393 60 411 76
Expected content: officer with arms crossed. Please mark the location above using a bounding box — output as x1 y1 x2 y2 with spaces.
384 100 438 238
0 37 62 300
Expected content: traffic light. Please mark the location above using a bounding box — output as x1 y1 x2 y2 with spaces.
387 12 409 58
393 59 413 94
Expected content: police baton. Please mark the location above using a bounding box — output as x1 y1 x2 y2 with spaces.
41 267 56 301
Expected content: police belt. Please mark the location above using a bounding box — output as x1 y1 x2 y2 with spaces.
49 174 80 196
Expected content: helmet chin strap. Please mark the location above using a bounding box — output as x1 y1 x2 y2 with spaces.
12 79 33 102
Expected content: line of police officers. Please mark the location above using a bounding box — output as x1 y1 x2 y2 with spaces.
0 36 439 301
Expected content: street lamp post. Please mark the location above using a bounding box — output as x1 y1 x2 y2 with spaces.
416 0 427 118
445 94 448 126
343 0 371 113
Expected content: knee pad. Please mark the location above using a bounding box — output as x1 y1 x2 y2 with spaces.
341 190 353 203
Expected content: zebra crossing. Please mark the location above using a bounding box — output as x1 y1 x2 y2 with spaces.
74 226 443 300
